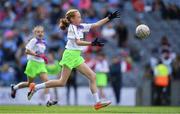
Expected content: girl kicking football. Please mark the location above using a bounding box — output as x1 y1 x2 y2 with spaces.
28 9 120 110
11 26 57 106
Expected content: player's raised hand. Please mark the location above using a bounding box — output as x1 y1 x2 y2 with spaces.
91 38 104 46
108 10 120 20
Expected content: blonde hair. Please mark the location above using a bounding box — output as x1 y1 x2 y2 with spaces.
59 9 79 30
33 25 44 34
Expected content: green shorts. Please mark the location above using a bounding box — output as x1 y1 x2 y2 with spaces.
96 72 108 87
59 49 84 70
24 60 47 78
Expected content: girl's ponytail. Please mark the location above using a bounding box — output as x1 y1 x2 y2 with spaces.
59 18 70 30
58 9 79 30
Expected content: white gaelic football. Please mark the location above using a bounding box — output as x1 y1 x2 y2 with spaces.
136 24 150 39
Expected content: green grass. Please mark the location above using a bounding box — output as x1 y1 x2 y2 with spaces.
0 106 180 114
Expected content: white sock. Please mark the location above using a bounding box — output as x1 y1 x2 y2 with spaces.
93 93 100 103
13 84 19 90
35 83 46 91
45 93 51 103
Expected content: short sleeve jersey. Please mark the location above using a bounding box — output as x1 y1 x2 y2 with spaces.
65 23 92 50
26 38 46 62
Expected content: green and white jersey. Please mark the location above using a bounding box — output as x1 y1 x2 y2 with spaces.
26 38 46 62
65 23 92 50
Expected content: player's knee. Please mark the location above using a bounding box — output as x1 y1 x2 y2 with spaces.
58 80 66 87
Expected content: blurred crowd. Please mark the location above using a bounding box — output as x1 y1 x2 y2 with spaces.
131 0 180 20
0 0 180 105
152 0 180 20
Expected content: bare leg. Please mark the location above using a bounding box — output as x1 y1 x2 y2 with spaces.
39 73 49 94
11 77 34 98
45 66 72 88
77 63 97 94
77 63 103 104
13 77 34 90
39 73 50 103
35 66 72 91
99 87 106 99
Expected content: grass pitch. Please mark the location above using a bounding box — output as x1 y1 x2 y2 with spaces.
0 105 180 114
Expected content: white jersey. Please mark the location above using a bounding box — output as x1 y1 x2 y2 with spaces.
65 23 92 50
95 60 109 73
26 38 46 62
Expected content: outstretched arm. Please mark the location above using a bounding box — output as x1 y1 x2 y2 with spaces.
91 17 109 29
91 10 120 29
75 38 104 46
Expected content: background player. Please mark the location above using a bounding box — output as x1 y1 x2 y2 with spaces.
11 26 57 106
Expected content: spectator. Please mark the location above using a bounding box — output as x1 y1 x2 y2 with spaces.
47 33 65 52
121 50 133 73
159 36 176 76
152 0 180 20
84 10 99 23
95 52 109 99
149 48 159 70
34 5 48 25
132 0 145 19
109 56 122 105
160 49 176 75
152 0 166 12
132 0 145 12
1 3 16 28
50 4 64 25
78 0 92 10
2 30 17 63
108 0 120 8
84 52 96 70
160 36 171 52
0 64 15 86
153 59 170 105
115 22 128 48
101 23 116 41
